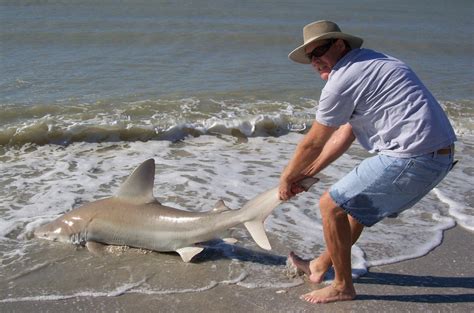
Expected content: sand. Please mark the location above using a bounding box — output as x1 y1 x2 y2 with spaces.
1 226 472 313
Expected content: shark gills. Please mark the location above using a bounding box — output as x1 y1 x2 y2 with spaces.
34 159 319 262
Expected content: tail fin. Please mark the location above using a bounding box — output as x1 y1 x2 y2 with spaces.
244 221 272 250
240 187 280 251
241 177 319 251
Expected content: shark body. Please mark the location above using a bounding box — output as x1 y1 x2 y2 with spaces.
34 159 318 262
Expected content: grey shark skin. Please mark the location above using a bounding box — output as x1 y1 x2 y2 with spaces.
34 159 318 262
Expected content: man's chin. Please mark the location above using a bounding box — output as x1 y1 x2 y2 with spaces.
319 72 330 81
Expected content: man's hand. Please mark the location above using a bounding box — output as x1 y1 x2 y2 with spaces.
279 180 306 201
278 122 354 201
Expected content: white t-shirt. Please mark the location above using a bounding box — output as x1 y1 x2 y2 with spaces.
316 48 457 157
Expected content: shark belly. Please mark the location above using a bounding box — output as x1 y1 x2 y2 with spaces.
85 210 240 252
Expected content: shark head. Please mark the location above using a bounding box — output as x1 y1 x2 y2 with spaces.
34 220 73 243
33 158 159 244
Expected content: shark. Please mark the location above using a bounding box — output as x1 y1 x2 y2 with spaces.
34 159 318 262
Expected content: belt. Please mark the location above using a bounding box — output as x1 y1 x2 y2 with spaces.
435 145 454 155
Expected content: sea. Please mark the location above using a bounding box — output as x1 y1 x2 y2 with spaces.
0 0 473 303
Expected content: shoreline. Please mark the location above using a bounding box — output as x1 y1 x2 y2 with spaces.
1 225 472 312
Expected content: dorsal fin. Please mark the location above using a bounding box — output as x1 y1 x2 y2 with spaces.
115 159 157 204
212 200 231 212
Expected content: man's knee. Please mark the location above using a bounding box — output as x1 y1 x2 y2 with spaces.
319 191 346 218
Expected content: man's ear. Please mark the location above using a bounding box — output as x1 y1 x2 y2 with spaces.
335 39 346 50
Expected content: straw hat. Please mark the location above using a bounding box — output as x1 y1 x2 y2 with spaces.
288 20 363 64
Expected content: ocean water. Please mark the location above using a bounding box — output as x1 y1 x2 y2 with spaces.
1 0 473 302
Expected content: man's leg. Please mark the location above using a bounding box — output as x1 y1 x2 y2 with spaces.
289 196 364 283
300 191 358 304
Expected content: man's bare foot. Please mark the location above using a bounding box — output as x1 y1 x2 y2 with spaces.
300 283 356 304
288 251 328 283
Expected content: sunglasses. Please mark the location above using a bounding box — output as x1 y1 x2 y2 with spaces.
306 39 336 61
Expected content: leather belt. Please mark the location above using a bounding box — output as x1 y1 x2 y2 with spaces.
435 145 454 155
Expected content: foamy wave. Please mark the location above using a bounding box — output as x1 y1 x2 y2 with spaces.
0 279 147 303
0 272 253 303
0 98 315 146
433 188 474 232
441 100 474 136
236 279 304 289
365 215 455 267
0 116 309 146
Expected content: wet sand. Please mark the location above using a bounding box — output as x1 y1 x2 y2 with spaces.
1 225 473 313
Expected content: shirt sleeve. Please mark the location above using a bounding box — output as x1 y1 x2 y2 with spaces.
316 88 355 127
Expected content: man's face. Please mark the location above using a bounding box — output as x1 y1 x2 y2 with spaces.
305 39 345 81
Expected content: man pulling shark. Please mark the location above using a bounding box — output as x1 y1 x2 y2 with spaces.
34 159 318 262
279 21 456 304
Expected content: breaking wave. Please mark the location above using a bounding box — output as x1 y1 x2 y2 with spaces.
0 98 315 146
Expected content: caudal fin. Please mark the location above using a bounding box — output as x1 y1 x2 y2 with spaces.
240 176 319 251
244 221 271 250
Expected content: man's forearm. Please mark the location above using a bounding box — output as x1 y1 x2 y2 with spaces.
302 123 355 176
281 139 324 184
281 121 337 184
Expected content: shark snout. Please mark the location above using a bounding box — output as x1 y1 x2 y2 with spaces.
33 228 52 240
34 224 65 242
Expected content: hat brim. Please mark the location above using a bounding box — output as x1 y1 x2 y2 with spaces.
288 32 363 64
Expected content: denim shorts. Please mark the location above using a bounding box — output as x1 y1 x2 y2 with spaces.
329 149 455 227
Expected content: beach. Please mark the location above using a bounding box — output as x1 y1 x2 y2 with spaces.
1 1 473 311
1 225 472 313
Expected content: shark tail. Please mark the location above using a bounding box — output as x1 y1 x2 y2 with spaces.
239 187 281 251
240 177 319 251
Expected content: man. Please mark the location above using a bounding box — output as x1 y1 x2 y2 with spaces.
279 20 457 304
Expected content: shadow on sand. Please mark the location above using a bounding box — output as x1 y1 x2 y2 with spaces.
356 271 474 303
190 240 287 266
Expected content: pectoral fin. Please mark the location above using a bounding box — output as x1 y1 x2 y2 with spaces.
85 241 108 256
176 247 204 262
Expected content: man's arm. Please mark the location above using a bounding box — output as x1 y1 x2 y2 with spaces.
279 122 355 200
